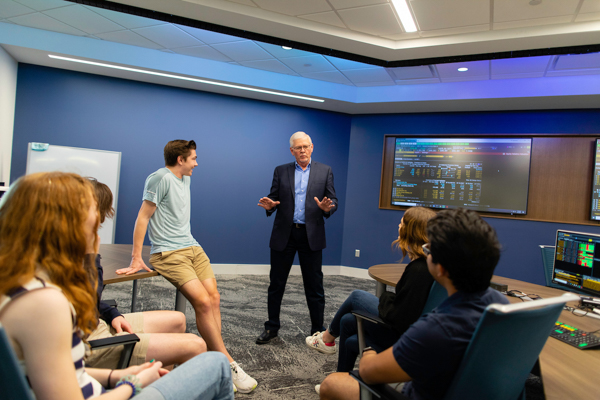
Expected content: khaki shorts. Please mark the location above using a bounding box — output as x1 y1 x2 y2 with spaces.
150 246 214 289
85 313 150 368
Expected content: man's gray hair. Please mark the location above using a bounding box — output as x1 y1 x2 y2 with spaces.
289 131 312 148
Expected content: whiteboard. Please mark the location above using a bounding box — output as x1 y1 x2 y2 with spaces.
26 143 121 244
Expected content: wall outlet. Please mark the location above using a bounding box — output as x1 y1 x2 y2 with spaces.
355 249 360 257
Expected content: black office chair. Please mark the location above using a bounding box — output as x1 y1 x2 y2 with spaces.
88 333 141 369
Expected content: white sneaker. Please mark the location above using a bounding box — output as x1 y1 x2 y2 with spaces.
230 361 257 394
315 384 321 395
305 331 336 354
233 383 237 393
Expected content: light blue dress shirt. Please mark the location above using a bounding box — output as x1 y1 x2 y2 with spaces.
293 160 311 224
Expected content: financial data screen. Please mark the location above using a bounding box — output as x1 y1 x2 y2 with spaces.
553 230 600 297
590 139 600 221
391 138 532 214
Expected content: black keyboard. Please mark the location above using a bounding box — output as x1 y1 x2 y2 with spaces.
550 321 600 349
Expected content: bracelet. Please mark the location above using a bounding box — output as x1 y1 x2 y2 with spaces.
107 370 114 389
362 346 374 356
115 375 142 399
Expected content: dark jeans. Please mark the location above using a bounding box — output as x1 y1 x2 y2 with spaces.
265 224 325 334
328 290 401 372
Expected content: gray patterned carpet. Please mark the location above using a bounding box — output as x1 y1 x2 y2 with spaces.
103 274 544 399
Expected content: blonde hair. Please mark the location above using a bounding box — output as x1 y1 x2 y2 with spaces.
0 172 99 335
392 207 436 259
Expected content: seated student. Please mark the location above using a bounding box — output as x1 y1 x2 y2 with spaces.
0 172 233 400
85 178 206 369
306 207 436 372
318 208 509 400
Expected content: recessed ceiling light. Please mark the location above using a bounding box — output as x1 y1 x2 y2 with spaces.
281 46 293 50
458 67 469 72
391 0 417 33
48 54 324 103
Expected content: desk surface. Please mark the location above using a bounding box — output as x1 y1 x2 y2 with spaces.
368 263 600 400
99 244 157 284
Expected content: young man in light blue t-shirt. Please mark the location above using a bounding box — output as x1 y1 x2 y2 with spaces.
117 140 257 394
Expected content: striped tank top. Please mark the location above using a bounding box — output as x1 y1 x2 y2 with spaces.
0 277 105 398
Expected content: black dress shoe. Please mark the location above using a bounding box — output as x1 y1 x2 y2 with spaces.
256 329 278 344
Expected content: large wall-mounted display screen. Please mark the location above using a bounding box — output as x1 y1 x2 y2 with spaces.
590 139 600 221
390 137 532 214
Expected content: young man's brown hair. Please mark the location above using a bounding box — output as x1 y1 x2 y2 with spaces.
164 140 197 167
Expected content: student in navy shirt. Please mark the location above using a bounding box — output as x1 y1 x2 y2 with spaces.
318 208 508 400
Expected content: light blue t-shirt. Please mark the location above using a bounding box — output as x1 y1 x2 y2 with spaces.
143 168 199 254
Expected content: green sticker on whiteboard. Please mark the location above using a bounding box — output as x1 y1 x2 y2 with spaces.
31 143 49 151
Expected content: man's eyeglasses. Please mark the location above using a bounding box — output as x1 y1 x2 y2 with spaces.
422 243 431 256
292 145 311 151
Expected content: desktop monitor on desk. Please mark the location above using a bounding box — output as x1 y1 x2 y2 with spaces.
552 230 600 298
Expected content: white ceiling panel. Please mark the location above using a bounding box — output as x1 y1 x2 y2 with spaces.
555 53 600 70
342 67 394 83
325 55 373 71
494 0 580 23
0 1 35 19
176 24 241 44
395 77 440 85
494 15 573 30
210 40 274 61
224 0 257 6
13 0 67 11
410 0 490 31
84 6 163 29
239 59 297 75
95 30 163 49
338 3 402 36
43 5 124 35
299 11 347 29
256 42 314 59
300 70 353 85
328 0 387 9
171 45 233 62
580 0 600 13
387 65 434 80
252 0 331 16
8 12 86 35
576 11 600 21
278 54 336 73
491 56 551 75
133 24 201 49
354 80 396 87
419 24 488 38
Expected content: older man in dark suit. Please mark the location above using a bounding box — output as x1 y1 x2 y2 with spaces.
256 131 338 344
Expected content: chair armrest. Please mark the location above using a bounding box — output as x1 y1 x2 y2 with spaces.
88 333 139 350
103 299 118 308
349 370 409 400
88 334 140 369
352 309 386 325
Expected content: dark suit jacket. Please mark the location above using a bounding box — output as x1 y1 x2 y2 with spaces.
266 161 337 252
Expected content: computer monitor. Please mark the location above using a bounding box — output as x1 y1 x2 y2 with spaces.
552 230 600 298
390 137 532 214
590 139 600 220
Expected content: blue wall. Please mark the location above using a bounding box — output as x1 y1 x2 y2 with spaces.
341 112 600 285
11 64 351 265
11 64 600 285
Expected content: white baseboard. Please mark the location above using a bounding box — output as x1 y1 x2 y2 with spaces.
211 264 371 280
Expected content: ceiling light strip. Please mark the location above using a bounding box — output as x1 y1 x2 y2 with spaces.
391 0 417 33
48 55 325 103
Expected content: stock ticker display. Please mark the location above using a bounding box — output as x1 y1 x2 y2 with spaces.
553 230 600 297
391 138 532 214
590 139 600 221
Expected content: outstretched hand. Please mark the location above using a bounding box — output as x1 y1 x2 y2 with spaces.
314 196 335 212
258 197 280 211
116 257 152 275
